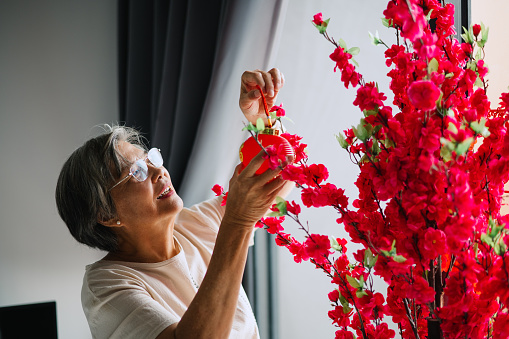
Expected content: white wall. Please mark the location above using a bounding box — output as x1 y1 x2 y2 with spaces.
471 0 509 105
272 1 391 338
0 1 117 338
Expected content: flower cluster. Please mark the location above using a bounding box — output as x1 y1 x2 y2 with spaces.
216 1 509 338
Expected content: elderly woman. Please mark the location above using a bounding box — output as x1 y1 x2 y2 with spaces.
55 69 290 339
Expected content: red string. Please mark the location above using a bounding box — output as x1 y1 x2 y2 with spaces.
256 85 272 128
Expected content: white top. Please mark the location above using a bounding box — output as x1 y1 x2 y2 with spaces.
82 197 259 339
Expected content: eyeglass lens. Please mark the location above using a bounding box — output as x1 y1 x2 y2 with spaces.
131 148 163 182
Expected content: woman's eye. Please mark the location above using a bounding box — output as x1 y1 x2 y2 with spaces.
132 168 141 176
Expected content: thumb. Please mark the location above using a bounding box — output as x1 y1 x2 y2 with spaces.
247 89 261 100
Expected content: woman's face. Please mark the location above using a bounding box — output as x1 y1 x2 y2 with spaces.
108 141 183 230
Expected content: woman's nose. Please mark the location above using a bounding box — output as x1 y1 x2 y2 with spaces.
150 164 166 183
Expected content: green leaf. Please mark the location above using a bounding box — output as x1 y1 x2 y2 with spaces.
474 76 483 88
338 293 349 308
370 255 379 268
425 9 434 22
471 118 490 137
348 47 360 56
456 137 474 155
330 236 343 252
242 122 259 133
447 122 459 135
354 123 369 142
356 290 368 298
382 18 392 28
371 141 381 156
336 132 349 149
351 58 359 68
476 22 489 48
342 304 353 314
461 26 473 44
393 255 407 263
256 118 265 132
338 38 347 49
428 58 439 74
346 275 361 289
364 110 377 117
364 248 378 269
271 196 287 216
369 31 381 46
440 145 452 162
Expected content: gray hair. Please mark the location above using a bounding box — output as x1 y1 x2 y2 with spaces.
55 125 147 252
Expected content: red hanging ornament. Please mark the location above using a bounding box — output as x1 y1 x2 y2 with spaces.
239 85 294 174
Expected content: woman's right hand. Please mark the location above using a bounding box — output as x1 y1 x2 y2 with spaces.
223 150 290 229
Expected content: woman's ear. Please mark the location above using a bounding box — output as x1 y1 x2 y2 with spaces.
98 217 123 228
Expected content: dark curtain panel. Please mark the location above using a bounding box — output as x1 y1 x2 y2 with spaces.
117 1 275 337
117 0 228 192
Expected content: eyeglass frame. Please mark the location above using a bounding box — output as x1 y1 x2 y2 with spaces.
108 148 163 191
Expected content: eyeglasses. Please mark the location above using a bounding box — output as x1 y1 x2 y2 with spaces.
109 148 163 191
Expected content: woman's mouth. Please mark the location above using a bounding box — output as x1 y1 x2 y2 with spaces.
157 186 173 199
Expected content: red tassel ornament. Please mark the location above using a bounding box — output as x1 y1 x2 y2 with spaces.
239 128 294 174
239 85 294 174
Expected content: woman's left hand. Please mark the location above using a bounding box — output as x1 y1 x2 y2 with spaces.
239 68 285 125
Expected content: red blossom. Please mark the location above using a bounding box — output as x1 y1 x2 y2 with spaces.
304 234 331 265
221 192 228 206
407 80 441 111
270 103 286 117
383 0 426 42
312 12 324 26
286 200 301 215
330 47 352 71
500 92 509 111
288 239 309 263
341 64 360 89
211 184 224 196
263 217 285 234
353 82 387 111
477 59 488 79
472 24 481 38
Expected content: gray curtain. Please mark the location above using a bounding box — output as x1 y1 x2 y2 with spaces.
118 0 229 192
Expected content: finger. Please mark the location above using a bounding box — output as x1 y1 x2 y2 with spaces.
241 70 266 92
247 88 262 100
268 68 283 92
233 163 244 176
260 71 275 98
240 150 267 177
264 175 287 194
256 160 284 184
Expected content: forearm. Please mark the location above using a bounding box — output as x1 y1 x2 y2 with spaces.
175 219 253 339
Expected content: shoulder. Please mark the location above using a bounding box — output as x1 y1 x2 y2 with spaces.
82 261 178 338
176 196 225 232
